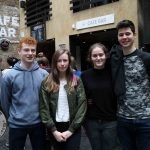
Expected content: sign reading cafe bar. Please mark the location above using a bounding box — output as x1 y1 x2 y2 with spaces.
76 14 114 30
0 15 19 37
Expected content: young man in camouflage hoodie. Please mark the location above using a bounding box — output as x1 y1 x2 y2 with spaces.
110 20 150 150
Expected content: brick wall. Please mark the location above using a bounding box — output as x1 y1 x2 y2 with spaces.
0 0 19 7
0 0 20 70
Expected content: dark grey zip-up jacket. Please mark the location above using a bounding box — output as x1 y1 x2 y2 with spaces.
110 44 150 101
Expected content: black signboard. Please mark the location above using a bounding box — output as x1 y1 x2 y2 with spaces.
31 23 46 42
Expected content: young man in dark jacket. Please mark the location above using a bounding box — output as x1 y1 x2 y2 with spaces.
110 20 150 150
0 37 48 150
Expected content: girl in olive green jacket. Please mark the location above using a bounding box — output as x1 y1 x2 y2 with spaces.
39 49 87 150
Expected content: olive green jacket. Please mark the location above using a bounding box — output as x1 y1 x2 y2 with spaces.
39 75 87 133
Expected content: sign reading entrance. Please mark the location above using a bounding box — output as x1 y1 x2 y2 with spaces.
76 14 114 30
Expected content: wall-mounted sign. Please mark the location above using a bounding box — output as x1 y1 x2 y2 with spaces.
31 23 46 42
76 14 114 30
58 44 66 49
0 38 11 50
0 15 19 37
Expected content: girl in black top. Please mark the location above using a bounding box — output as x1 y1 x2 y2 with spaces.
81 43 117 150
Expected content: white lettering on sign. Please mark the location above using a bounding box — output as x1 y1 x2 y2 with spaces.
12 17 19 27
0 27 16 37
8 28 16 37
0 17 3 25
0 27 7 37
0 15 19 37
4 16 10 26
33 24 44 30
76 14 114 30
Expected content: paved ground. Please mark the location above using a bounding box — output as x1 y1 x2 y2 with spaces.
0 127 122 150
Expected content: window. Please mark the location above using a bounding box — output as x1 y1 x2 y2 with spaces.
31 23 46 42
25 0 52 26
70 0 119 13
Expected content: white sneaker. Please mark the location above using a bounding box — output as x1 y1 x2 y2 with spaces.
5 143 9 147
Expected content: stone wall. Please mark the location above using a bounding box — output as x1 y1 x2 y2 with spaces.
0 0 19 7
0 0 20 70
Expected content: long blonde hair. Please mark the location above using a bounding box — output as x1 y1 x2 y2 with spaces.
45 49 76 93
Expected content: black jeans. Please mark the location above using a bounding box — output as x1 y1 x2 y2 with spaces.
48 122 81 150
9 124 46 150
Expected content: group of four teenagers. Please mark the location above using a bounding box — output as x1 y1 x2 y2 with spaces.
1 19 150 150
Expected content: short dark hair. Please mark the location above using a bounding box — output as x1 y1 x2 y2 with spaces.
7 57 19 67
36 52 50 66
116 20 135 33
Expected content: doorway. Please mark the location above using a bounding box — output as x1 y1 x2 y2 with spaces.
70 28 118 71
37 39 55 66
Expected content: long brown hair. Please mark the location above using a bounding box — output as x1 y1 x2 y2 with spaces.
71 56 77 70
45 49 75 93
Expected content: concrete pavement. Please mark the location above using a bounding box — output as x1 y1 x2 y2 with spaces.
0 127 122 150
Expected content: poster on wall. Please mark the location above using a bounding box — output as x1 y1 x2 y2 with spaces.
58 44 66 49
31 23 46 42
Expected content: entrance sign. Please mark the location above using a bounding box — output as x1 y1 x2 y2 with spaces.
0 110 7 138
76 14 114 30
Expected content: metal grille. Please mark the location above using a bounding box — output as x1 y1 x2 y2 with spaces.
25 0 52 26
70 0 119 13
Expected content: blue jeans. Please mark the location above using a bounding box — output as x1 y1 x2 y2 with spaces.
117 117 150 150
9 124 45 150
84 119 117 150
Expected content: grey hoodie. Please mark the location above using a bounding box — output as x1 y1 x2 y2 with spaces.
0 61 48 128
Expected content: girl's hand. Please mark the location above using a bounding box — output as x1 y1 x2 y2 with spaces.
62 131 73 140
52 131 66 142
